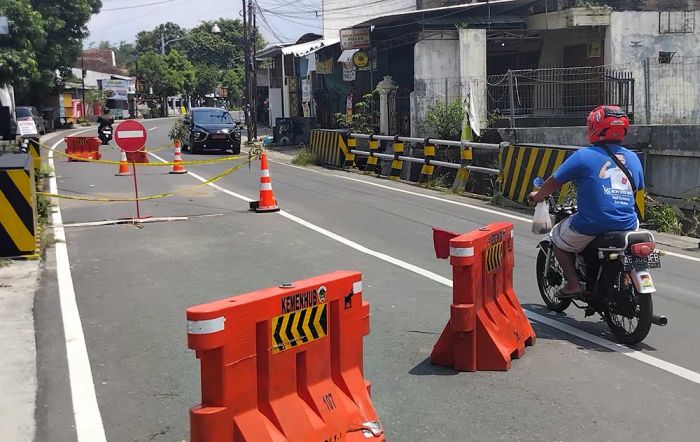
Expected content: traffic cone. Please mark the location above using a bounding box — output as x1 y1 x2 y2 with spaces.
249 152 280 213
115 149 130 176
169 139 187 174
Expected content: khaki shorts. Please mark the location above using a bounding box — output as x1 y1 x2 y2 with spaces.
549 217 595 253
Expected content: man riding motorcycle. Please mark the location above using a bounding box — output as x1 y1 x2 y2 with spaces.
97 108 114 145
528 105 644 299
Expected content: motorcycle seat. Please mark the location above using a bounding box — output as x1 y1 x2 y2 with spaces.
588 230 655 251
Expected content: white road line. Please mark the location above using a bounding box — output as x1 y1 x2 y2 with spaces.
48 129 107 442
151 151 700 385
148 127 158 131
276 161 700 263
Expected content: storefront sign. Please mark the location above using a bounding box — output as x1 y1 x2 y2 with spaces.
353 51 369 69
99 79 130 101
342 62 356 82
346 93 353 124
301 79 311 102
340 27 371 50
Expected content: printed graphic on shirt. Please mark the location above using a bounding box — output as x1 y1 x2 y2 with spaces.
599 154 633 206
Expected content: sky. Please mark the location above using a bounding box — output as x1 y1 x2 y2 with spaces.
86 0 324 48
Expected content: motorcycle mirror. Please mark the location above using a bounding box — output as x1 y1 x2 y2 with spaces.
533 177 545 188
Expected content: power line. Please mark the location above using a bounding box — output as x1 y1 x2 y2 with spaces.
101 0 179 12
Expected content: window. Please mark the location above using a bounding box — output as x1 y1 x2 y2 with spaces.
658 51 675 64
192 110 234 124
659 11 695 34
15 107 32 118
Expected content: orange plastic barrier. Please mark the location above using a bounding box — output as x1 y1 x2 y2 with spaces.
64 136 101 161
431 222 536 371
125 150 149 163
186 271 384 442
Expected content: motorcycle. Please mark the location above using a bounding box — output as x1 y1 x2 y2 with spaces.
532 177 667 345
98 125 113 145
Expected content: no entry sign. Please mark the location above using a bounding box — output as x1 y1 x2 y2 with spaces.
114 120 148 152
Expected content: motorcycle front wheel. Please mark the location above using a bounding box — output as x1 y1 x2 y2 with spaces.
536 242 572 313
605 289 653 346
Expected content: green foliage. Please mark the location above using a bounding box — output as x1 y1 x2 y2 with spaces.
135 22 186 55
2 0 102 102
164 49 196 95
96 40 136 66
646 198 684 235
221 68 244 105
421 101 465 141
194 63 222 99
335 93 377 134
84 88 107 108
169 119 188 141
292 147 317 166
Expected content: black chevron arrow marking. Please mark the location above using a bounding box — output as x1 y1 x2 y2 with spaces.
309 306 320 340
297 308 309 343
273 315 284 351
318 304 327 336
286 312 297 347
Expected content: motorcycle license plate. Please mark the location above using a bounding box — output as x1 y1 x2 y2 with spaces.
625 252 661 269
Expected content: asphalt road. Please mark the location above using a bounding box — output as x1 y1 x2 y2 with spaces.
36 121 700 442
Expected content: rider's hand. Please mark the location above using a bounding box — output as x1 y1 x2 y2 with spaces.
528 191 545 204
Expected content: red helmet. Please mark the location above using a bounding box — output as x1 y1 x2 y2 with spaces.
587 105 629 143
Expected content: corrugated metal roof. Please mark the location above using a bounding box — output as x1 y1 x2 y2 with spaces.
281 38 340 57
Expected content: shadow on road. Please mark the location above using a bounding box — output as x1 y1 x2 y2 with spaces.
524 303 659 352
409 357 458 377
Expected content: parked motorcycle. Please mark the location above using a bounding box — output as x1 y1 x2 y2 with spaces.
98 125 113 145
532 177 667 345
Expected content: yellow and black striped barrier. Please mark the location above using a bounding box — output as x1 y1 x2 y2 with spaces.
390 138 404 180
500 144 574 204
453 146 473 192
0 154 37 259
364 137 379 174
309 130 344 168
419 142 436 184
500 144 645 218
25 137 42 171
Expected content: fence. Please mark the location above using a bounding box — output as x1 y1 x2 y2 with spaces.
643 56 700 124
487 65 635 126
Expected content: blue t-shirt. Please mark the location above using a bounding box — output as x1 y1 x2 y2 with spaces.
553 144 644 236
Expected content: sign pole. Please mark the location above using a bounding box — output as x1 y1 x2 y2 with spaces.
131 160 142 220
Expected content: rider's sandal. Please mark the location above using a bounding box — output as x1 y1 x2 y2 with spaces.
557 289 583 299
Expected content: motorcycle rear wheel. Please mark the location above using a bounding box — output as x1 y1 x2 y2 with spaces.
605 289 652 346
536 242 572 313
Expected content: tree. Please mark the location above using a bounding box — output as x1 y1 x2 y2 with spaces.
1 0 101 102
184 19 264 69
136 22 186 55
131 51 168 96
0 1 46 87
221 68 244 106
97 40 136 66
163 50 196 96
193 64 221 99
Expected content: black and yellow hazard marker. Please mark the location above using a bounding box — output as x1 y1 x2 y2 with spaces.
344 135 357 168
500 145 574 204
419 142 436 184
453 146 473 192
364 137 379 174
390 137 404 181
271 304 327 354
485 242 504 273
25 137 42 171
310 130 345 168
0 155 37 258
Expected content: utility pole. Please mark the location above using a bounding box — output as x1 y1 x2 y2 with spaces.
242 0 251 142
250 1 258 139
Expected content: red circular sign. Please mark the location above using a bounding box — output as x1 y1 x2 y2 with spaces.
114 120 148 152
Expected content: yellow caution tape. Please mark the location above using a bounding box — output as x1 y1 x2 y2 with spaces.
39 142 245 166
39 157 255 202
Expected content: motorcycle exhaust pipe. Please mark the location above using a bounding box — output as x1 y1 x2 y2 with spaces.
651 315 668 326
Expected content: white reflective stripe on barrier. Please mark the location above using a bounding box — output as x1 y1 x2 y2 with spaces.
450 247 474 257
260 182 273 191
261 169 270 177
188 317 225 334
511 230 515 238
353 280 363 294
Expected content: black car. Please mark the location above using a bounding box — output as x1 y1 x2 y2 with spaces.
182 107 241 154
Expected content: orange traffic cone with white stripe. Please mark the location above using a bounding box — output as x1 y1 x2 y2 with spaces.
169 139 187 174
115 149 130 176
249 152 280 213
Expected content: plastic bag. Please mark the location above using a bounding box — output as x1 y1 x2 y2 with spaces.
532 201 553 234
